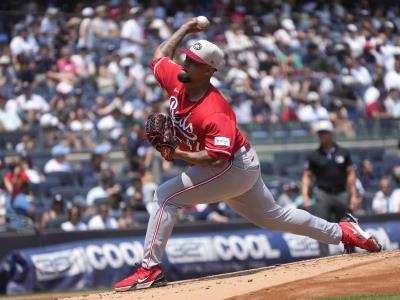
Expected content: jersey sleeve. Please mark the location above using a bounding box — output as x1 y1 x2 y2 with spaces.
150 57 181 94
203 113 236 160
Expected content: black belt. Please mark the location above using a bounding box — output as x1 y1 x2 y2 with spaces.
318 186 346 194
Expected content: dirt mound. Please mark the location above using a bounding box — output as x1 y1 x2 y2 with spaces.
57 250 399 300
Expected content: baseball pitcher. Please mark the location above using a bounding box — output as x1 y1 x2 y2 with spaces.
114 18 381 291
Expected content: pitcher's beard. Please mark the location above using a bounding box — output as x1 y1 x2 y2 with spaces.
177 73 192 83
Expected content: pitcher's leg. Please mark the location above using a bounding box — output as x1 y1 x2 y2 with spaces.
143 161 259 268
226 177 342 245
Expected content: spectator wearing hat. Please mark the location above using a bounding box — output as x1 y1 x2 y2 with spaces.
44 145 72 173
297 91 328 123
79 7 95 49
120 6 146 58
0 55 15 89
5 180 35 228
116 57 135 94
343 24 366 58
39 193 65 229
90 5 119 54
40 7 60 45
302 120 358 256
61 205 87 231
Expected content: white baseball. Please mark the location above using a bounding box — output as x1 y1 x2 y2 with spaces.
196 16 210 29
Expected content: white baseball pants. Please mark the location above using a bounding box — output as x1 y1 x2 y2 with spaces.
142 146 342 268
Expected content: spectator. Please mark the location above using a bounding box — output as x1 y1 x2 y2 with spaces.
358 159 379 192
3 160 29 202
78 7 95 49
189 203 229 223
9 24 38 59
44 145 72 173
39 193 65 229
71 45 96 79
88 202 119 230
86 169 121 207
384 88 400 118
120 7 146 58
118 204 139 228
277 181 298 209
371 177 398 214
384 56 400 91
5 181 35 227
366 92 391 119
297 92 328 123
40 7 60 45
61 205 87 231
0 93 22 131
57 47 78 77
16 82 49 113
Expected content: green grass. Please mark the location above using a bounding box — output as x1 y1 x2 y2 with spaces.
317 295 400 300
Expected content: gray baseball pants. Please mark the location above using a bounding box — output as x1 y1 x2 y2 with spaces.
142 146 342 268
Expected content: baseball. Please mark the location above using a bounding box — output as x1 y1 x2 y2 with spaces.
196 16 210 29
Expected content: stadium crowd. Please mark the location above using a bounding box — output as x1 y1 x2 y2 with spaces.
0 0 400 231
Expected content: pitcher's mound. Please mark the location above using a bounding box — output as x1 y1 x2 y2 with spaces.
63 250 400 300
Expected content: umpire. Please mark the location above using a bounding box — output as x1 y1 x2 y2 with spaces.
301 120 358 256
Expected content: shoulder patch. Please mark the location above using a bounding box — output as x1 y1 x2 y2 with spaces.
214 137 230 147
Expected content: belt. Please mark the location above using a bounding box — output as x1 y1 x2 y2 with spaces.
318 186 346 194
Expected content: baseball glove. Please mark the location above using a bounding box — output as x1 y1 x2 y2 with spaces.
145 113 177 161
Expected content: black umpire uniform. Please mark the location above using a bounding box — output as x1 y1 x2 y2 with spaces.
302 120 358 256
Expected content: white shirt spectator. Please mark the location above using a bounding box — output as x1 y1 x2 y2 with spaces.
384 69 400 91
88 215 118 230
0 105 22 131
226 67 249 93
297 105 328 123
40 16 59 35
61 221 87 231
350 65 372 86
69 119 94 132
10 35 38 58
86 186 107 206
372 191 399 214
225 28 253 52
78 17 94 48
120 18 144 58
44 158 72 173
17 93 49 113
234 100 253 125
343 32 365 58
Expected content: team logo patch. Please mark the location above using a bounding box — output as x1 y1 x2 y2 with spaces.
193 42 202 50
335 155 345 164
214 137 230 147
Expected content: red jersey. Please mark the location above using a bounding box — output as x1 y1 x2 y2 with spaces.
150 57 248 160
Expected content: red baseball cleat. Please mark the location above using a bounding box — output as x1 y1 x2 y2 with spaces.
114 265 166 292
339 214 382 253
